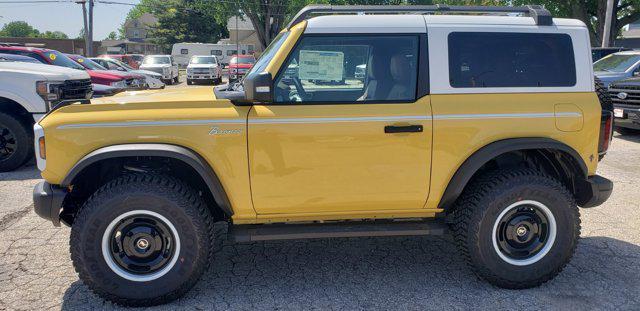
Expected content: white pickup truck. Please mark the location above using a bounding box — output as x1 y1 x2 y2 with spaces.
0 61 92 172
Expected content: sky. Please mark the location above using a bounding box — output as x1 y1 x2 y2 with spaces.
0 0 140 39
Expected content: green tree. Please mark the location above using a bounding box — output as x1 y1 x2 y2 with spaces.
0 21 40 38
122 0 228 51
40 31 68 39
105 31 118 40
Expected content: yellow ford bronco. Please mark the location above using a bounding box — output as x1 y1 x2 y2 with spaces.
33 5 613 306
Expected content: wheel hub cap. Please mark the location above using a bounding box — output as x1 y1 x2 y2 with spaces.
492 200 557 266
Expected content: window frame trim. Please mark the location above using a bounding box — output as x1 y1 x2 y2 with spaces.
270 33 429 106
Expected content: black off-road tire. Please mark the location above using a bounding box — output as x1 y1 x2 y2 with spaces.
0 112 33 172
187 79 193 85
595 76 613 111
70 174 215 307
449 169 580 289
173 75 179 84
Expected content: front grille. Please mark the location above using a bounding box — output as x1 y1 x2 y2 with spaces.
609 85 640 106
191 68 211 74
143 67 164 75
59 79 92 100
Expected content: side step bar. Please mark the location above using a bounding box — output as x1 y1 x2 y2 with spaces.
230 220 448 243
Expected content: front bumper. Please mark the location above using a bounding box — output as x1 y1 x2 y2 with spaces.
580 175 613 208
613 105 640 130
187 74 217 80
33 182 67 227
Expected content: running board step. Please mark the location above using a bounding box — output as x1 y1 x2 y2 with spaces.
231 220 448 242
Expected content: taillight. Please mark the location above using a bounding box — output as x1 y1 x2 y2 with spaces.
598 110 613 158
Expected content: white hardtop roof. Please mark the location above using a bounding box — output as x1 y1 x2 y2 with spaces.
304 14 586 33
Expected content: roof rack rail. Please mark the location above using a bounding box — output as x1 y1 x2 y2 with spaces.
286 4 553 29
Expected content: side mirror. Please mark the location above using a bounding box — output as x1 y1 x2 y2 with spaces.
237 71 273 104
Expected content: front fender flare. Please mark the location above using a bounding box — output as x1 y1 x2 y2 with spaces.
61 143 234 216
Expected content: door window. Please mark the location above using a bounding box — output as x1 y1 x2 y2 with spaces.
274 35 419 103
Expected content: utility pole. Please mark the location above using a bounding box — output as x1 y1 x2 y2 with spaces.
235 1 239 57
75 0 90 56
88 0 94 56
602 0 615 47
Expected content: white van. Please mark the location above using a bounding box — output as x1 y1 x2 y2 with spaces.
171 42 252 67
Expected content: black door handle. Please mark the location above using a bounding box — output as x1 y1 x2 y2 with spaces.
384 125 423 133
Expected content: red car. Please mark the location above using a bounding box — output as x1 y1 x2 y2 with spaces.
0 46 127 87
97 54 142 69
227 54 256 82
67 54 147 90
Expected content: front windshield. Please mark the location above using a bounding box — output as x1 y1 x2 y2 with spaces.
108 58 133 70
74 56 107 70
244 31 289 79
43 51 85 70
230 56 255 64
594 54 640 73
143 56 170 65
191 56 216 64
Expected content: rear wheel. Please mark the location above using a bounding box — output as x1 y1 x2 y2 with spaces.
0 112 32 172
70 174 215 307
449 169 580 288
186 79 193 85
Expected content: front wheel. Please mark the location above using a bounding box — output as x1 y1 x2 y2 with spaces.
70 174 215 306
0 112 32 172
449 169 580 288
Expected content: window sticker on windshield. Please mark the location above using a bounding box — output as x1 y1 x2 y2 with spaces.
298 50 344 81
77 58 84 63
49 53 56 61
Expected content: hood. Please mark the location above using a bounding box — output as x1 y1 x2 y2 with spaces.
0 62 89 80
140 63 171 68
610 76 640 87
188 64 217 69
86 70 125 81
92 86 217 105
132 69 162 77
595 71 627 80
102 70 144 79
229 63 253 69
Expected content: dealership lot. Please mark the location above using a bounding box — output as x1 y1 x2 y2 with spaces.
0 134 638 310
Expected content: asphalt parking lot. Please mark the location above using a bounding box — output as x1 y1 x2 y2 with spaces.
0 130 639 310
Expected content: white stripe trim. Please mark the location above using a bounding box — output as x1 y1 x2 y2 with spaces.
56 112 581 129
433 112 581 120
249 116 431 124
57 119 244 129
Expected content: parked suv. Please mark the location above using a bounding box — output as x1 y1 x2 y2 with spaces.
32 5 612 306
139 55 179 85
593 50 640 87
186 55 223 85
0 46 129 87
608 77 640 134
227 54 255 82
0 60 91 171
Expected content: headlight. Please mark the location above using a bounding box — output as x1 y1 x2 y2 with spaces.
36 81 63 105
110 80 127 88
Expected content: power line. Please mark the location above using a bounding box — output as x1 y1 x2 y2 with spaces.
0 0 74 3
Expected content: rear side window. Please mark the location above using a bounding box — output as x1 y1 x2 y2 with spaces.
448 32 576 88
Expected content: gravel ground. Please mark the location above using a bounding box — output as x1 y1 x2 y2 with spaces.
0 134 638 310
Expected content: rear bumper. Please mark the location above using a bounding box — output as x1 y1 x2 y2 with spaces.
33 182 67 227
580 175 613 208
